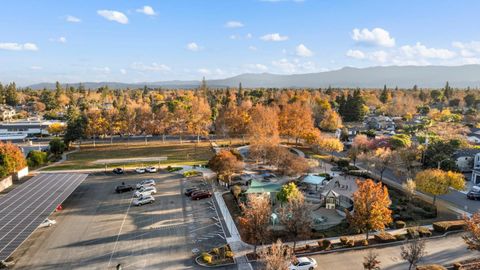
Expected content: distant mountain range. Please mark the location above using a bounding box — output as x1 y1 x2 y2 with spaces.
27 65 480 89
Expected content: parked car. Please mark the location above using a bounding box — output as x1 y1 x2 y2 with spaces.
135 168 146 174
115 184 134 193
467 186 480 200
289 257 317 270
134 186 157 197
184 187 200 196
113 167 124 174
133 195 155 206
38 218 56 228
191 191 212 200
145 166 157 173
136 179 156 189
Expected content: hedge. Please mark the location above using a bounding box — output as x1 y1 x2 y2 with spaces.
374 232 397 243
432 220 465 233
395 220 406 229
416 265 447 270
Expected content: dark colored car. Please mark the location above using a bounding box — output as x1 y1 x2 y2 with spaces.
115 184 134 193
191 191 212 200
184 187 200 196
113 168 124 174
467 187 480 200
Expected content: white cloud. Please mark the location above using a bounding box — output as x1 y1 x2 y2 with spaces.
246 33 253 39
187 42 200 51
120 69 127 75
136 6 156 16
131 62 171 72
225 21 244 28
346 49 365 59
97 10 129 24
370 50 389 63
248 46 257 51
400 42 456 59
229 35 239 40
66 15 81 23
197 68 225 76
50 37 67 43
261 33 288 42
245 63 268 72
92 66 111 73
0 42 38 51
271 58 317 73
452 41 480 57
295 44 313 57
30 66 43 70
351 27 395 47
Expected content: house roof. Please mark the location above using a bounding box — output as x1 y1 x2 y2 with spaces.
245 180 281 194
302 174 326 185
321 189 339 198
453 148 480 159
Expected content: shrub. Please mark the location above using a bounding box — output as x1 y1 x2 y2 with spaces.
320 239 331 250
416 265 447 270
417 227 432 237
211 248 219 255
395 234 407 241
395 220 407 229
166 166 183 172
407 228 420 239
432 220 465 233
201 252 212 264
183 170 201 177
453 262 462 270
339 236 348 245
346 240 355 247
225 251 234 259
27 150 48 168
374 232 397 243
360 239 369 246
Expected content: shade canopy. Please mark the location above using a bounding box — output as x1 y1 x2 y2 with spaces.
245 180 281 194
302 174 326 186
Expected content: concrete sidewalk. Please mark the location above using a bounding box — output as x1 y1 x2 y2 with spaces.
214 191 253 270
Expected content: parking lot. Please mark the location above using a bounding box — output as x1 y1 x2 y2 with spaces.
10 171 235 270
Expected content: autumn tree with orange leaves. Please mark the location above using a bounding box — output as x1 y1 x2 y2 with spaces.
278 102 316 144
348 179 392 240
463 211 480 251
0 142 27 177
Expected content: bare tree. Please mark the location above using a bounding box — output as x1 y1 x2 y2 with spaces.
463 211 480 251
400 237 427 270
363 250 381 270
259 239 293 270
238 194 272 254
278 193 312 249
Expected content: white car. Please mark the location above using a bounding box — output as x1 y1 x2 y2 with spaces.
289 257 317 270
133 195 155 206
135 168 146 174
136 179 156 189
38 218 56 228
134 186 157 197
145 166 157 173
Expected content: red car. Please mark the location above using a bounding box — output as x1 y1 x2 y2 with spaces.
191 191 212 200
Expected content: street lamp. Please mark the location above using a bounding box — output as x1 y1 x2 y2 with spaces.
437 158 450 169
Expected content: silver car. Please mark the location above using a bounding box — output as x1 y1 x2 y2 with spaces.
134 186 157 197
133 195 155 206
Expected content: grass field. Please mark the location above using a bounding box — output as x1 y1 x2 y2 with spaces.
42 141 214 171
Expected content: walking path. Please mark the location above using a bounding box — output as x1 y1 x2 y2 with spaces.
214 192 253 270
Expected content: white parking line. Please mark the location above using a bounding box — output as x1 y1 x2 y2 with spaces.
107 194 134 268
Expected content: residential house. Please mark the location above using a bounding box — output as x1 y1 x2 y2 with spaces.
364 115 396 132
470 152 480 185
0 105 16 121
453 148 480 172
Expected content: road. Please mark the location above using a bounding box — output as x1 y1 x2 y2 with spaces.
309 234 476 270
11 172 235 270
333 151 480 215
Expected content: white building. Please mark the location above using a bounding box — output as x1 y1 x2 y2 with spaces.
0 120 65 139
470 152 480 185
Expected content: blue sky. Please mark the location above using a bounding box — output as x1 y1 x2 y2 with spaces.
1 0 480 85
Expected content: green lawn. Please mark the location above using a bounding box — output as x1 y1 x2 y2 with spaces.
42 142 214 171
